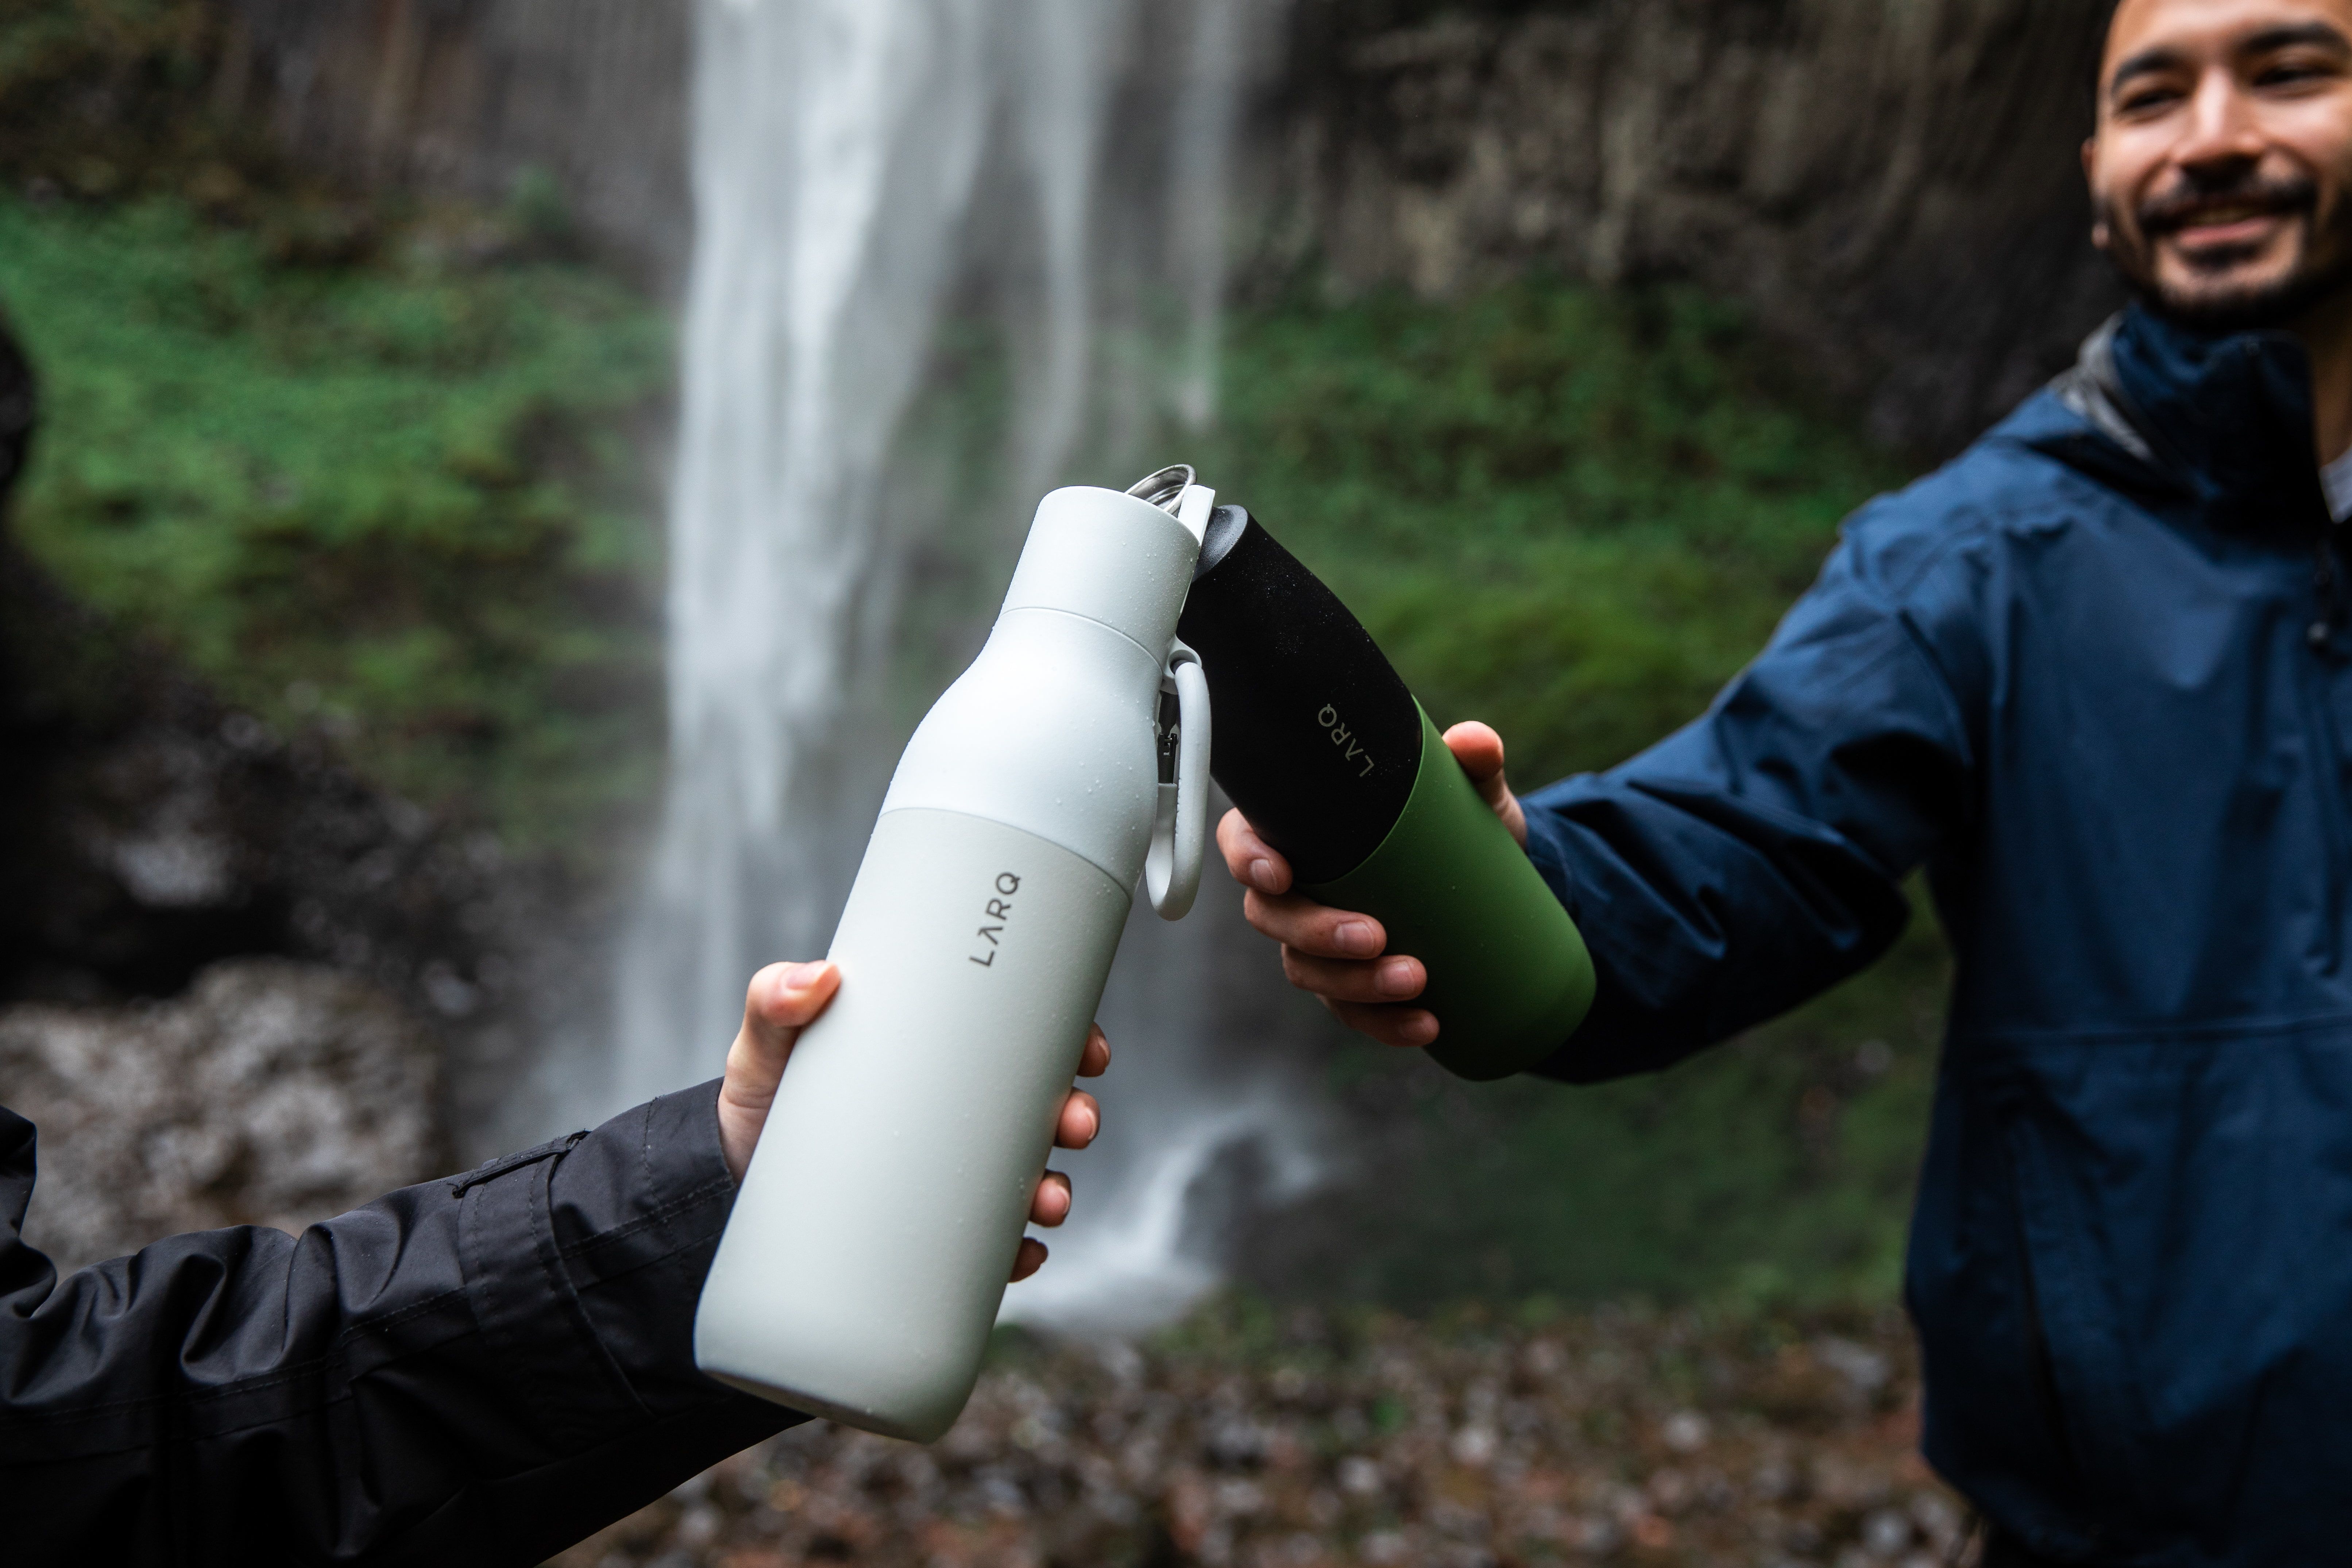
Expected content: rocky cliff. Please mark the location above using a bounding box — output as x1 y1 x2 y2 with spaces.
207 0 2122 453
213 0 694 284
1274 0 2122 452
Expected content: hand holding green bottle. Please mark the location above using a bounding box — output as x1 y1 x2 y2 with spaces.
1216 718 1549 1057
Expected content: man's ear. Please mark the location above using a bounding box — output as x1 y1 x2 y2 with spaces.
2084 137 2112 252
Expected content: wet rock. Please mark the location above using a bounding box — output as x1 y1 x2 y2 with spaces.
0 512 597 1159
215 1 2116 461
0 958 443 1272
1277 2 2123 455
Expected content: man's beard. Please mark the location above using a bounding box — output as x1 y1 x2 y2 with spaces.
2101 172 2352 333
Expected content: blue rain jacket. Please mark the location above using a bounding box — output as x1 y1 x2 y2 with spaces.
1522 303 2352 1565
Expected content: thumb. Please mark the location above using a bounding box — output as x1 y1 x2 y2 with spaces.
1442 721 1527 848
718 960 841 1180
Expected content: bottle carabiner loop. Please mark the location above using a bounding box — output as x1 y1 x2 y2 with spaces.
1147 638 1212 920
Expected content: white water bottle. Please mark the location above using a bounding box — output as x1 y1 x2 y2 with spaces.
694 469 1216 1441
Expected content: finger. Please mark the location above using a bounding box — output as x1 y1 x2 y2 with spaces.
1443 720 1528 848
1077 1023 1111 1078
1444 720 1507 787
1325 997 1441 1050
1030 1170 1072 1227
1243 887 1388 959
1218 808 1293 896
743 958 841 1041
1011 1237 1048 1282
726 960 841 1098
1055 1089 1101 1150
717 960 843 1182
1282 948 1425 1004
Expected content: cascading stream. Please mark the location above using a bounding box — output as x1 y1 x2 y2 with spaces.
600 0 1314 1332
614 0 994 1111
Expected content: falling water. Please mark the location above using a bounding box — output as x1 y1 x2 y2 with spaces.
601 0 1316 1331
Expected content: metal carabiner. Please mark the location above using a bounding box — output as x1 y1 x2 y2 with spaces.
1147 637 1212 920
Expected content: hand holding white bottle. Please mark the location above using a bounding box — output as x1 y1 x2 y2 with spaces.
695 471 1216 1441
713 958 1113 1282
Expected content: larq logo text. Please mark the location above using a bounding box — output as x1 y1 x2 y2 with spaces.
1318 704 1376 779
969 872 1021 967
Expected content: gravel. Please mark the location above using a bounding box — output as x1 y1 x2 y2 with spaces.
555 1299 1962 1568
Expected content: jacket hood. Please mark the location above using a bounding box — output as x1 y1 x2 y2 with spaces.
2037 302 2329 537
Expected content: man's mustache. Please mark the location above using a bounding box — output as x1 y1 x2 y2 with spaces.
2138 174 2319 238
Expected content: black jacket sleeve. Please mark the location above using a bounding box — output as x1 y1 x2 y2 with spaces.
0 1080 804 1566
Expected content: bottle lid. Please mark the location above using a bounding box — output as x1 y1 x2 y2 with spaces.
1175 507 1421 884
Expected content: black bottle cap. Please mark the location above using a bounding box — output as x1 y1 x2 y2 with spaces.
1176 506 1421 884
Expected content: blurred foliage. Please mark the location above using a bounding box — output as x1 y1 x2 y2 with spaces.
0 0 253 200
0 194 669 857
1208 281 1903 786
1270 904 1948 1311
1203 281 1941 1310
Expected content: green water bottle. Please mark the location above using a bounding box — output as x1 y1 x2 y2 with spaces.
1175 505 1595 1081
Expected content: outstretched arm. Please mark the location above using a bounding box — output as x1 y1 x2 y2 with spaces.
0 963 1111 1565
1221 524 1973 1080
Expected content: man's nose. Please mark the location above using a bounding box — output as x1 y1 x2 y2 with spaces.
2174 65 2268 174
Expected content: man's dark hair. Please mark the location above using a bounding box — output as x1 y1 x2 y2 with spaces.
2091 0 2124 114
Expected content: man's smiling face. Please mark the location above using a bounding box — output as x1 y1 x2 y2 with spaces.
2089 0 2352 328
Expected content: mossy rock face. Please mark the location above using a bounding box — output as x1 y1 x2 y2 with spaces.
0 196 670 862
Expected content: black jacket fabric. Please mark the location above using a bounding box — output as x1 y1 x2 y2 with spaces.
0 1080 802 1564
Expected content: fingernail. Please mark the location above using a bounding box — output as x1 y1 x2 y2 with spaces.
784 960 829 990
1336 921 1378 957
1402 1011 1439 1047
1249 858 1277 891
1376 957 1417 997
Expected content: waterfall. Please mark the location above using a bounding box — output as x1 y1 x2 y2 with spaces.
599 0 1316 1332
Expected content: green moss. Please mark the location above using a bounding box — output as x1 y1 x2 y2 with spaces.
0 196 669 856
1209 281 1901 784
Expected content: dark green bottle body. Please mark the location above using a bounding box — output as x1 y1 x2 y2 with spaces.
1304 706 1593 1080
1177 507 1595 1080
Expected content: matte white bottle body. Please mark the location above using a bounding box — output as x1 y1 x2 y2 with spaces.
693 483 1209 1443
695 807 1128 1440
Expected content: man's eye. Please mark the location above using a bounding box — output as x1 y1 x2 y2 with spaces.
2255 54 2342 88
2117 85 2184 114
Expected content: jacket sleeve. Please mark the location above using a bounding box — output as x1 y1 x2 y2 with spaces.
0 1080 803 1567
1521 517 1975 1082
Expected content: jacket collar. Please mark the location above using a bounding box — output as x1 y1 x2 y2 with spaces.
2039 302 2328 537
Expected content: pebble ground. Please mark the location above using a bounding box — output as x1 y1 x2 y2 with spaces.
553 1299 1962 1568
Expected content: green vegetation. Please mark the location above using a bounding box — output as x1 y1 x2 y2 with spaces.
1201 281 1941 1310
0 195 669 855
1209 282 1904 785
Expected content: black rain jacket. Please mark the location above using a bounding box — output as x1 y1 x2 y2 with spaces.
0 1081 803 1564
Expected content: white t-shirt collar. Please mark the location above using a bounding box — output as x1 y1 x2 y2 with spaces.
2323 447 2352 523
